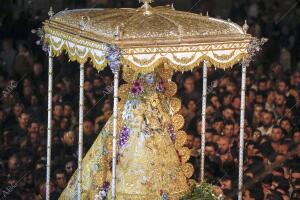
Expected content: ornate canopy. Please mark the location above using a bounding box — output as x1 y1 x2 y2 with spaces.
43 3 253 72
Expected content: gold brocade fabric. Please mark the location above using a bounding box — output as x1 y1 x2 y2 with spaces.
59 66 192 200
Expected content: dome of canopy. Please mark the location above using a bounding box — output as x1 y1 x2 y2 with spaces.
46 6 248 46
43 4 253 72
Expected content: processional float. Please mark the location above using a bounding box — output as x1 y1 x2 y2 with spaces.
42 1 266 199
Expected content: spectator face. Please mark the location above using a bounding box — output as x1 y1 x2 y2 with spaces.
187 100 197 112
103 76 112 86
254 104 263 118
60 117 70 130
83 120 94 136
55 172 67 189
8 155 19 171
218 137 230 154
205 132 213 142
193 137 201 149
30 132 39 146
13 104 23 117
65 161 75 175
210 96 221 109
271 128 283 143
224 124 234 138
243 190 255 200
258 81 268 91
252 130 262 142
33 63 43 75
267 91 275 103
185 135 194 149
223 94 232 106
19 113 29 128
183 77 195 93
54 105 63 118
222 108 234 121
280 120 292 133
293 131 300 144
232 97 241 110
63 105 72 117
205 145 216 157
93 78 103 88
255 94 264 104
275 93 286 107
277 81 288 94
84 80 93 92
221 179 232 190
261 112 273 127
212 121 223 134
28 122 39 134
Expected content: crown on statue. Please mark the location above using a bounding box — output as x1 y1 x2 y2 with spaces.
139 0 154 4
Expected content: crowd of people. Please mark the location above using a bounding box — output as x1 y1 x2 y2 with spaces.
1 0 300 200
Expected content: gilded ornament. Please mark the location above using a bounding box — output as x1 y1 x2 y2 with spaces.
157 64 174 80
93 171 105 186
172 114 184 130
174 130 187 149
122 67 137 83
119 84 129 100
182 163 194 178
164 81 177 97
178 147 191 163
170 97 181 114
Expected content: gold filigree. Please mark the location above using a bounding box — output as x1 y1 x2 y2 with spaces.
122 67 137 83
119 84 130 100
157 63 174 80
175 130 187 149
164 81 178 97
212 50 236 61
178 147 191 163
172 114 184 130
182 163 194 178
170 97 181 114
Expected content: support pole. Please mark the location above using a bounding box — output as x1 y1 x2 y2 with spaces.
111 69 120 200
238 63 247 200
77 63 85 199
200 61 208 182
46 46 53 200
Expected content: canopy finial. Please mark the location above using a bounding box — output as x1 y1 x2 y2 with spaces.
243 20 249 33
139 0 154 15
48 6 54 18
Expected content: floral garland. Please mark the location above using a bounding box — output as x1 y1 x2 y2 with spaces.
179 182 224 200
105 44 121 74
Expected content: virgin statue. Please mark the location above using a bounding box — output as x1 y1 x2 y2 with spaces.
59 64 194 199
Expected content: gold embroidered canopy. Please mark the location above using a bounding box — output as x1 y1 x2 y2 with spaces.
43 2 253 72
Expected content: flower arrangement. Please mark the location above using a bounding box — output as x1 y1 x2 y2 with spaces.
179 182 224 200
95 181 110 200
131 79 144 96
168 124 176 143
105 44 121 74
156 79 166 92
119 126 131 148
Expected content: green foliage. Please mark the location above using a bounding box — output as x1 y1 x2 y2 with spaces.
179 182 223 200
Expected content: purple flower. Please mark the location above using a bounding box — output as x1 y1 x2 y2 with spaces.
156 80 166 92
168 124 176 144
131 79 144 96
119 126 131 148
100 181 110 200
105 44 121 74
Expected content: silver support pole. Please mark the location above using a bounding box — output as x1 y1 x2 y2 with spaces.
238 64 247 200
77 63 85 199
111 69 120 200
200 61 208 182
46 46 53 200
